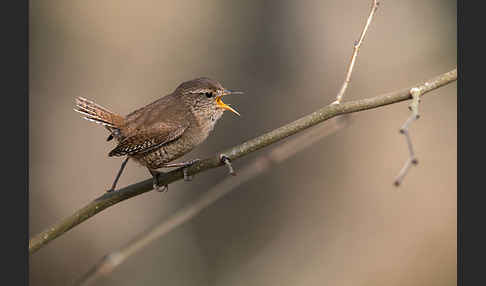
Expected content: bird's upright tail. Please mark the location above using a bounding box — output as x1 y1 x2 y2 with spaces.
74 97 125 129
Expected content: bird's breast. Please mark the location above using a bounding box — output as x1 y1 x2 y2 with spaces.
184 122 213 147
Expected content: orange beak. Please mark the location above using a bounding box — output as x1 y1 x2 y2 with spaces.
216 89 242 116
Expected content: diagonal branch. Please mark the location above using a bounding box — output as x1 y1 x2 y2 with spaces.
29 68 457 255
74 116 350 286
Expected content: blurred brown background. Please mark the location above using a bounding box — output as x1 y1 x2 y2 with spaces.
29 0 457 285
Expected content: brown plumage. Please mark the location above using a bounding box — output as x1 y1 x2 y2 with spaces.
74 77 241 192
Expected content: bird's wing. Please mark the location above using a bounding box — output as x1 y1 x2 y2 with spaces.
108 122 187 157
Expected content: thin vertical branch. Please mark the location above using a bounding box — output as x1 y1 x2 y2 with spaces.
333 0 380 104
393 87 421 186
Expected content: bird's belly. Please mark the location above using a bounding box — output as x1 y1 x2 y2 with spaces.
131 134 203 170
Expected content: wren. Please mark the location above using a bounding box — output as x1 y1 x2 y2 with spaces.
74 77 242 192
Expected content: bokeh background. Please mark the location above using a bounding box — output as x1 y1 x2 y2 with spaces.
29 0 457 285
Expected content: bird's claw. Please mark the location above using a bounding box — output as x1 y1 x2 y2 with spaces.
220 154 236 176
183 168 192 182
182 159 200 181
153 182 168 192
150 170 168 192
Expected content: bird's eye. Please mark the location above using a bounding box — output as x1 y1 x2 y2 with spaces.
205 92 213 98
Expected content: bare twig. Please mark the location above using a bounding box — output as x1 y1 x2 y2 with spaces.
393 80 436 186
74 116 350 286
29 68 457 255
332 0 380 105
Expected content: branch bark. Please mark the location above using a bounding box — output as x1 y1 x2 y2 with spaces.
75 116 350 286
29 68 457 255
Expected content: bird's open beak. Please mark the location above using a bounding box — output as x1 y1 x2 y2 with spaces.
223 89 244 96
216 89 243 116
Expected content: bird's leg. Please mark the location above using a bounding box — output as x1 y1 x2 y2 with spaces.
107 156 129 192
149 169 168 192
163 159 201 182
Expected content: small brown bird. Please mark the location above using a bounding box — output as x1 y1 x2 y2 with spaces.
74 77 242 192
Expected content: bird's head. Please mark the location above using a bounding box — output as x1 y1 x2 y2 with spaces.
176 77 242 118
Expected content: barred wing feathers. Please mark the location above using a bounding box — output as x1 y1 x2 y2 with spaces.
108 123 187 157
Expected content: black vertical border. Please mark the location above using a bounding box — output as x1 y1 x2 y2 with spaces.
1 0 29 285
460 0 486 284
